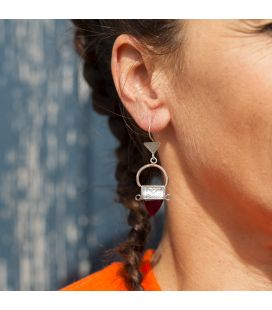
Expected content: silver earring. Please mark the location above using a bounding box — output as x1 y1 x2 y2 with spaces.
135 121 170 216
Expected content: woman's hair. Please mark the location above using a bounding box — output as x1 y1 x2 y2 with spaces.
71 19 186 290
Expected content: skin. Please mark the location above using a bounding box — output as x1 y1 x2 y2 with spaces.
111 20 272 290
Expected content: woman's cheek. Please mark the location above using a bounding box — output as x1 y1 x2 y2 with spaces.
176 43 272 204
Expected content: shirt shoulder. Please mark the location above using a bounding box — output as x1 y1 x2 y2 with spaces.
60 261 127 291
59 248 161 291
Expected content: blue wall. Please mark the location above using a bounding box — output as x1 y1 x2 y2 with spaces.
0 20 163 290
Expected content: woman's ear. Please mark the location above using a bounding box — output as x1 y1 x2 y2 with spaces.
111 34 171 133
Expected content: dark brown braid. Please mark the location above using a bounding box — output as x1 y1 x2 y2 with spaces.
70 19 186 291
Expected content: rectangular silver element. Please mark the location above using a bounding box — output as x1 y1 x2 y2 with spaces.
141 185 165 200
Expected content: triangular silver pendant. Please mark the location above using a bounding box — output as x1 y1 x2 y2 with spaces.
144 142 160 154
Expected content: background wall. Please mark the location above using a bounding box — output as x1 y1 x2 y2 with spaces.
0 19 163 290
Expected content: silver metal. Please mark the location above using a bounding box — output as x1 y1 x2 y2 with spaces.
148 122 154 141
144 142 160 164
135 188 170 201
136 163 168 187
134 118 170 203
141 185 165 200
144 142 160 154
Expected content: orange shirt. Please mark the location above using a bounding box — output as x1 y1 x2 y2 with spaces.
60 248 161 291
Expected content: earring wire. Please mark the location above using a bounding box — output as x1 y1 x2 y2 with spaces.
148 121 154 142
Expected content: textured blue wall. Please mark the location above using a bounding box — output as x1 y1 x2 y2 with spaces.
0 19 163 291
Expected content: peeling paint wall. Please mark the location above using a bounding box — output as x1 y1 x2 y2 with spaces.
0 19 162 291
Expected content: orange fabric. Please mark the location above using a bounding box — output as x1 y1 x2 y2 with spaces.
59 248 161 291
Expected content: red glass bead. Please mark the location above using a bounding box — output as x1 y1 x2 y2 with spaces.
143 200 163 216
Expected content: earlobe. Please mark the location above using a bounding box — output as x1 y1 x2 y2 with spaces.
111 34 171 134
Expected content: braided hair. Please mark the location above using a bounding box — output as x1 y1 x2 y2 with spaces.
71 20 185 291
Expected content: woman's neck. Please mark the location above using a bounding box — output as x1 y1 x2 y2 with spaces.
151 182 272 291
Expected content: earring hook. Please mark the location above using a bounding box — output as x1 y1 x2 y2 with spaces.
148 119 154 142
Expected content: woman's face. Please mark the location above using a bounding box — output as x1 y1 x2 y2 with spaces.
165 20 272 220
